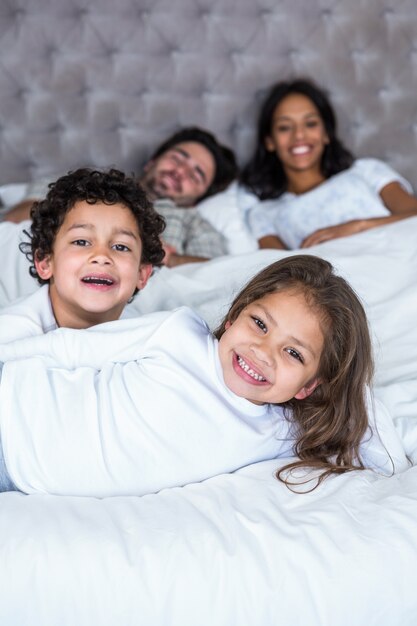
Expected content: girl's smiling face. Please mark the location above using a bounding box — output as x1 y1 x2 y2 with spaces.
218 289 324 405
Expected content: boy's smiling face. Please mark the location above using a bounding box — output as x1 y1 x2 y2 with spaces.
218 289 324 405
35 200 152 328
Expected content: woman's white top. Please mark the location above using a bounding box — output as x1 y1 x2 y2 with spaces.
248 158 413 249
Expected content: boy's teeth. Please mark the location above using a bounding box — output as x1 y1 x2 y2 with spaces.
83 277 113 285
237 356 266 381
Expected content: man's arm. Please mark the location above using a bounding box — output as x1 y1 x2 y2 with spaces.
2 200 34 223
162 241 210 267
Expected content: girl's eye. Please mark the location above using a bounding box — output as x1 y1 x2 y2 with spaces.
113 243 130 252
286 348 304 363
252 317 267 333
72 239 89 247
306 120 319 128
276 125 291 133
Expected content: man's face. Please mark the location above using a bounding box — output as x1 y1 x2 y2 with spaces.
141 141 216 206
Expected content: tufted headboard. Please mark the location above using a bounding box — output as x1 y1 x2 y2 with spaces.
1 0 416 190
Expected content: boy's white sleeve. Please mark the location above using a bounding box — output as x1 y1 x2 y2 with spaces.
0 314 40 344
0 310 173 369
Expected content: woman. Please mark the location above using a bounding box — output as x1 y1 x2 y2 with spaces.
241 78 417 249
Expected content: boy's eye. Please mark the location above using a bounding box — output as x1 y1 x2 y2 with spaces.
72 239 89 247
252 316 267 333
113 243 130 252
286 348 304 364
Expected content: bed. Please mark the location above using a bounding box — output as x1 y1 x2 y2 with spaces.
1 1 417 624
0 217 416 625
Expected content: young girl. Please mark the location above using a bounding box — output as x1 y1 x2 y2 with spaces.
0 255 406 496
241 78 417 249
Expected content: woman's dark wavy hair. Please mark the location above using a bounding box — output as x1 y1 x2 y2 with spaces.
214 254 374 490
150 126 238 200
240 78 354 200
19 168 166 289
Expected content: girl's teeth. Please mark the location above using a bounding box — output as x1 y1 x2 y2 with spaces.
237 356 266 382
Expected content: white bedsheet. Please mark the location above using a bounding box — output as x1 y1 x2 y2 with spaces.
1 217 417 624
0 461 416 625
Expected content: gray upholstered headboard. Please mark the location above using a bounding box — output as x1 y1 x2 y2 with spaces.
1 0 416 189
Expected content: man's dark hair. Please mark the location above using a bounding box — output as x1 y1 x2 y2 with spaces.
150 126 238 200
20 167 166 285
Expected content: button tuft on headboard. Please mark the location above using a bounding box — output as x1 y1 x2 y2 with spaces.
0 0 416 190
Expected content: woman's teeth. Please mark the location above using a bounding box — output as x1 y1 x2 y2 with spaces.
292 146 309 155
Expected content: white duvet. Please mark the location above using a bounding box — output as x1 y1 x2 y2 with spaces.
1 216 417 625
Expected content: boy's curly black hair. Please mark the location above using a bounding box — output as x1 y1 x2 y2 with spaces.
19 167 166 285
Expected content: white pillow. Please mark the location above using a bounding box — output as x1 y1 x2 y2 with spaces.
0 183 28 212
197 182 259 255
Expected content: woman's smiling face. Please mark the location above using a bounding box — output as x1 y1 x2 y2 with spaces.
265 93 329 177
218 289 324 405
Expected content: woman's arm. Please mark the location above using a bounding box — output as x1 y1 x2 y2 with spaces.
301 182 417 248
379 180 417 213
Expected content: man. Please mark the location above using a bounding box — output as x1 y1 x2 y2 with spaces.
2 126 238 267
139 126 237 266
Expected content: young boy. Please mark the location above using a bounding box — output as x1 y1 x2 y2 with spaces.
0 168 165 343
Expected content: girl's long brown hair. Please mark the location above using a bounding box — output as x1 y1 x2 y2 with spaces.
214 255 374 490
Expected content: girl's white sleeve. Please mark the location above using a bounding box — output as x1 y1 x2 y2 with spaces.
0 310 173 370
360 392 409 474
